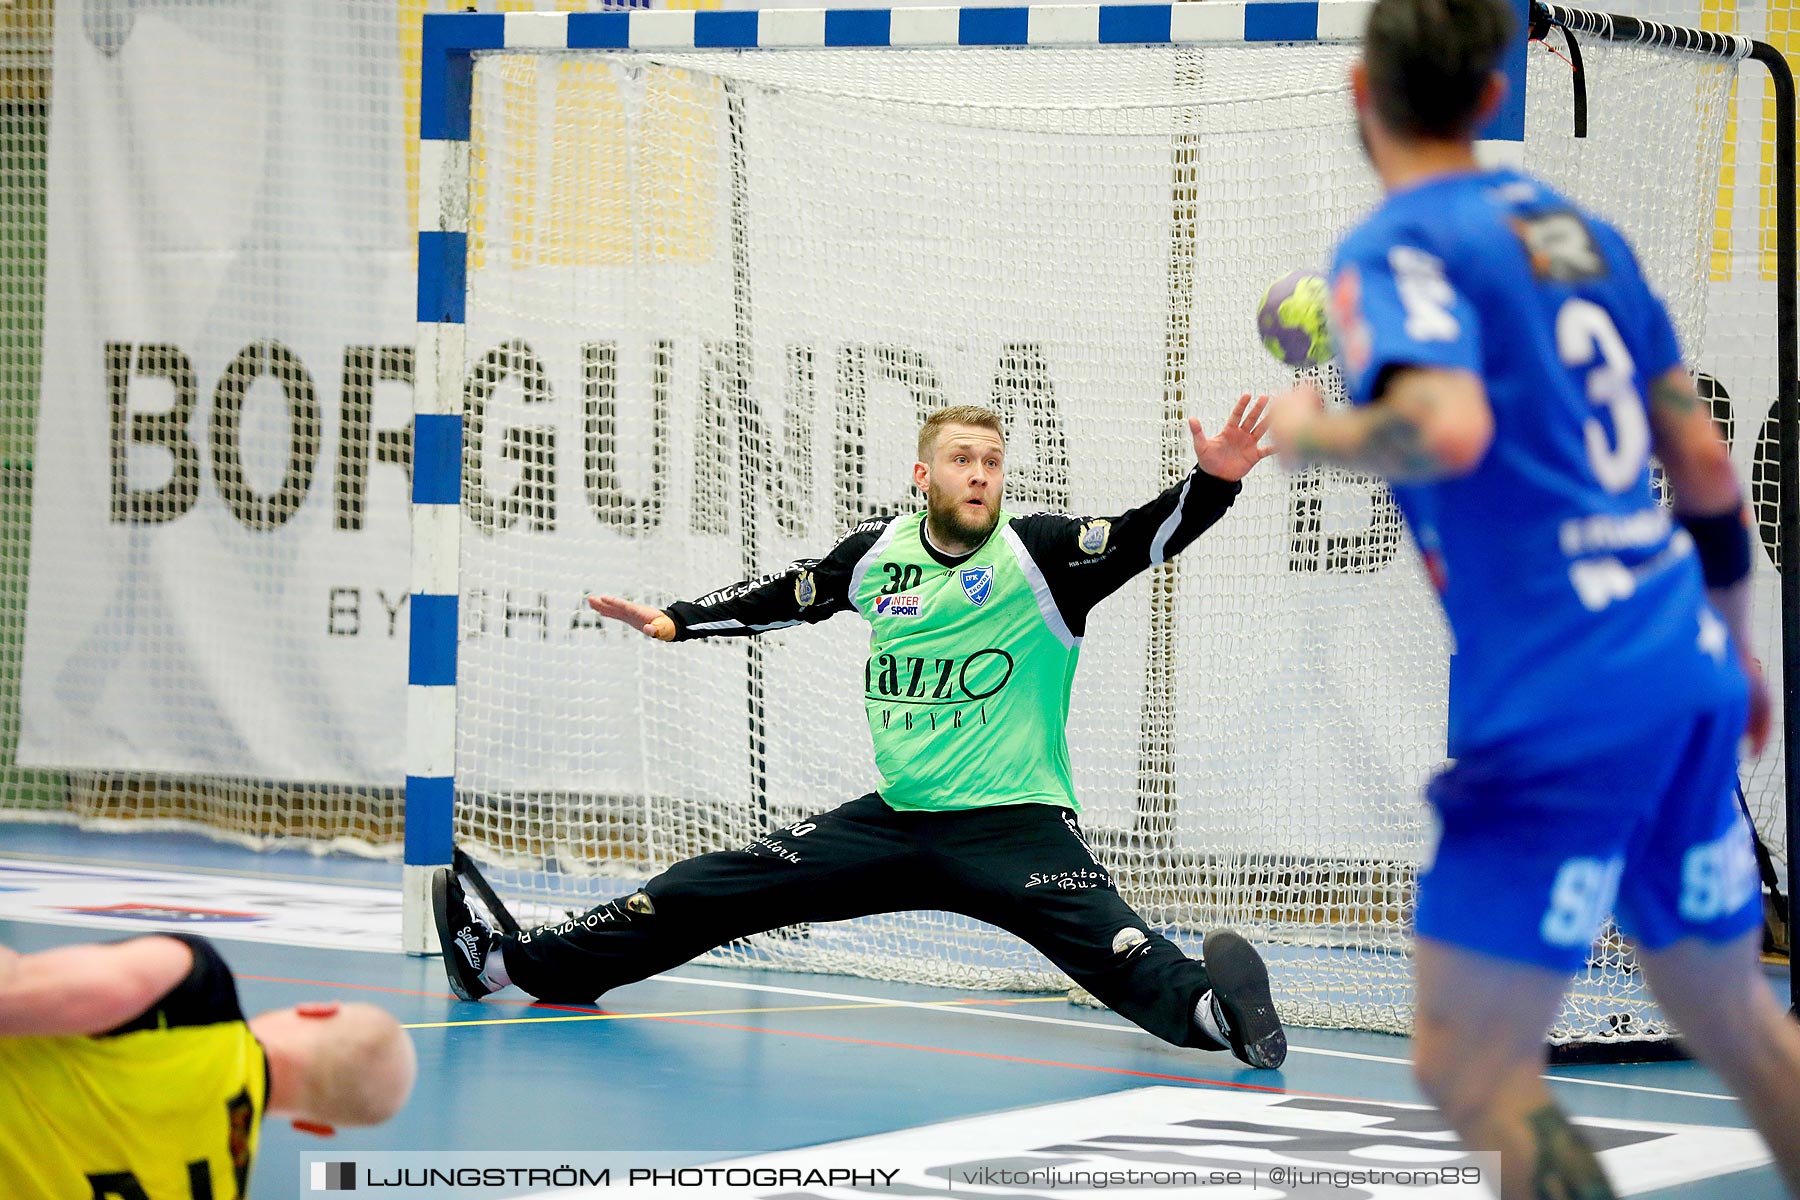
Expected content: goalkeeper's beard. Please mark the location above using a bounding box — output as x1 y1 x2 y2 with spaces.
925 481 1001 547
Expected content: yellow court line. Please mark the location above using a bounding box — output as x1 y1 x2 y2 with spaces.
406 995 1067 1031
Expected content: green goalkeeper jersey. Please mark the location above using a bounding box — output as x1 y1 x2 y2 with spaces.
848 510 1078 810
665 466 1241 812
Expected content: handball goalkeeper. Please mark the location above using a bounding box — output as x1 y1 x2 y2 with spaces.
436 398 1286 1069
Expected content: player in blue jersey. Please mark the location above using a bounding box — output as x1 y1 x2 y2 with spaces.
1268 0 1800 1195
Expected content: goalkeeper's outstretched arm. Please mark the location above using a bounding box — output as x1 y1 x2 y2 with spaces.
586 516 889 642
1011 397 1274 633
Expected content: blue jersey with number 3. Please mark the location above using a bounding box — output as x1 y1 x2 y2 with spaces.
1330 167 1744 767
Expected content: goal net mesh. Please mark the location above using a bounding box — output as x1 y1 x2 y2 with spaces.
0 1 1778 1049
449 32 1748 1043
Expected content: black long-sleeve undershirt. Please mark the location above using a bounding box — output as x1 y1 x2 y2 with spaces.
663 465 1242 640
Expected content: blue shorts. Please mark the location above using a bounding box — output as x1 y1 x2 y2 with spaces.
1415 697 1763 973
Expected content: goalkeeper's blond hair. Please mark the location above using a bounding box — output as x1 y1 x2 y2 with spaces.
918 405 1005 461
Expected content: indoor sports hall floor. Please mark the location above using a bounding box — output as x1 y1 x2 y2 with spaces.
1 823 1791 1200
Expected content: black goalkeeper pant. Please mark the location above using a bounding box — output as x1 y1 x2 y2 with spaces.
500 794 1218 1048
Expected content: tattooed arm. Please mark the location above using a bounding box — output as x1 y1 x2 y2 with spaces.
1645 364 1767 752
1646 366 1739 513
1269 368 1494 483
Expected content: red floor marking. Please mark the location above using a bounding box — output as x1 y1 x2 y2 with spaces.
236 975 1036 1016
235 972 1334 1099
238 974 461 1001
642 1015 1308 1097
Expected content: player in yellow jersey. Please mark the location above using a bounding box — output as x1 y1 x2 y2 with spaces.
0 932 415 1199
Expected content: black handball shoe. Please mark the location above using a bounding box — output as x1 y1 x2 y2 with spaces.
1199 929 1287 1070
433 867 499 1001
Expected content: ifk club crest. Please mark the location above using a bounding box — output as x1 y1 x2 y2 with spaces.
960 566 994 606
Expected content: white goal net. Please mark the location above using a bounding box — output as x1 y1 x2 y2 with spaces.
0 0 1781 1051
447 22 1754 1044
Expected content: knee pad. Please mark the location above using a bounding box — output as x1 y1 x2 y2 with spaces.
1112 926 1151 962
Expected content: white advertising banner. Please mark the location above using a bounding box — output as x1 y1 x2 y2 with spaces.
23 1 420 782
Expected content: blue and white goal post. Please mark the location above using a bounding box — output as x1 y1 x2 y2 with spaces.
403 0 1795 1051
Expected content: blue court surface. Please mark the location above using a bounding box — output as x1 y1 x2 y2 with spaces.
1 823 1790 1200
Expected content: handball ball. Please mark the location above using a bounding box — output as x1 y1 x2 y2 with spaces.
1257 269 1333 369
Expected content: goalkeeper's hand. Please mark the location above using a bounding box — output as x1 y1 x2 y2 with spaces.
587 595 676 640
1190 392 1275 482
